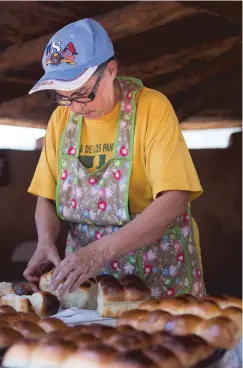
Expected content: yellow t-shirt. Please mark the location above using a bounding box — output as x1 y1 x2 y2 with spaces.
28 86 203 262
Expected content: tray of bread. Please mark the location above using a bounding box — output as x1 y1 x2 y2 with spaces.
0 271 241 367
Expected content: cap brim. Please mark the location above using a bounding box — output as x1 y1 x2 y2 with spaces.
28 65 98 94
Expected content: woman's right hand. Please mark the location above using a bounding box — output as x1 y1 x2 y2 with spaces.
23 243 61 283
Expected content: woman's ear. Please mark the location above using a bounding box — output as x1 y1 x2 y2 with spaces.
107 60 118 79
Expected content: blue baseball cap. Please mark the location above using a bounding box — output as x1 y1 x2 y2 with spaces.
29 18 114 94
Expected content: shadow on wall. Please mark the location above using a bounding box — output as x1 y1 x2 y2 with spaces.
0 132 242 296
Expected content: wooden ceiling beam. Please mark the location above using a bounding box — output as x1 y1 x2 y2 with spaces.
0 1 201 73
179 1 242 25
119 36 239 82
4 35 239 89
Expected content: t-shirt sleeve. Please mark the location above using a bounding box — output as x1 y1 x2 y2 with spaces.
28 111 58 200
145 95 203 201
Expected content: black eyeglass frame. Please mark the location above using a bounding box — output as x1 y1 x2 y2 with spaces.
54 58 113 106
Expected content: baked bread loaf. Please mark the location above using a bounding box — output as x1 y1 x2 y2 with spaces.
0 291 59 317
117 309 174 333
164 314 241 349
2 339 39 368
0 326 23 348
0 305 17 314
38 317 66 333
12 320 45 339
0 283 15 297
0 295 35 314
39 269 98 309
14 282 39 296
97 274 150 318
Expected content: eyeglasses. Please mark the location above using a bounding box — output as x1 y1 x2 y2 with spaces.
54 66 106 107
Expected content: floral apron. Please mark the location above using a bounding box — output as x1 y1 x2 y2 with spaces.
56 77 206 298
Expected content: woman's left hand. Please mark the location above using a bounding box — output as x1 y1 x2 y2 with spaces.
50 242 107 296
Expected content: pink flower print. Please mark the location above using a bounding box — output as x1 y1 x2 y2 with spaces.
68 147 76 156
184 213 190 222
110 260 120 270
88 178 98 185
95 231 102 240
174 241 182 252
98 200 107 211
196 268 201 278
120 146 128 157
61 170 68 180
71 199 77 209
98 188 106 199
126 91 132 100
142 253 148 262
177 253 185 262
144 264 152 275
166 288 175 297
113 170 121 181
124 103 132 113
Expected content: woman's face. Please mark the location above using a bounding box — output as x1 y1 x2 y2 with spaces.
56 60 118 120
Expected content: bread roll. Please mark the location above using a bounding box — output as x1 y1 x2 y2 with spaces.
14 282 39 296
0 282 15 297
40 270 98 309
0 295 35 314
118 309 173 333
139 299 161 311
220 307 242 331
120 275 150 302
152 333 213 367
97 274 151 318
106 330 151 352
29 291 59 317
0 313 23 324
2 339 39 368
108 350 159 368
203 295 242 310
0 305 17 314
143 345 183 368
0 326 23 348
19 312 41 322
180 300 222 319
164 314 241 349
12 320 45 339
75 333 102 348
28 338 76 367
196 316 241 349
61 344 116 368
38 318 66 333
164 315 204 336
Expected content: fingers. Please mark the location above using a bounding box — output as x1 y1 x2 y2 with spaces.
23 265 41 283
51 256 73 291
69 273 89 293
59 269 81 296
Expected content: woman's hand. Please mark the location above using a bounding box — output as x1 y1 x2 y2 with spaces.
50 242 107 296
23 242 61 282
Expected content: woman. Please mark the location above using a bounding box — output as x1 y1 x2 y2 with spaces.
24 18 205 298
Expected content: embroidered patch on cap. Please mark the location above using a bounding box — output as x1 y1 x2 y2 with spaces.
45 41 78 66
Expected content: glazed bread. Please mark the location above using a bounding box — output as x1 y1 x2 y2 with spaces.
14 282 39 296
0 291 59 317
40 269 98 309
0 295 35 314
164 314 241 349
2 339 39 368
12 320 45 339
0 283 15 297
0 326 23 348
202 295 242 310
97 274 150 317
117 309 174 333
38 317 66 333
